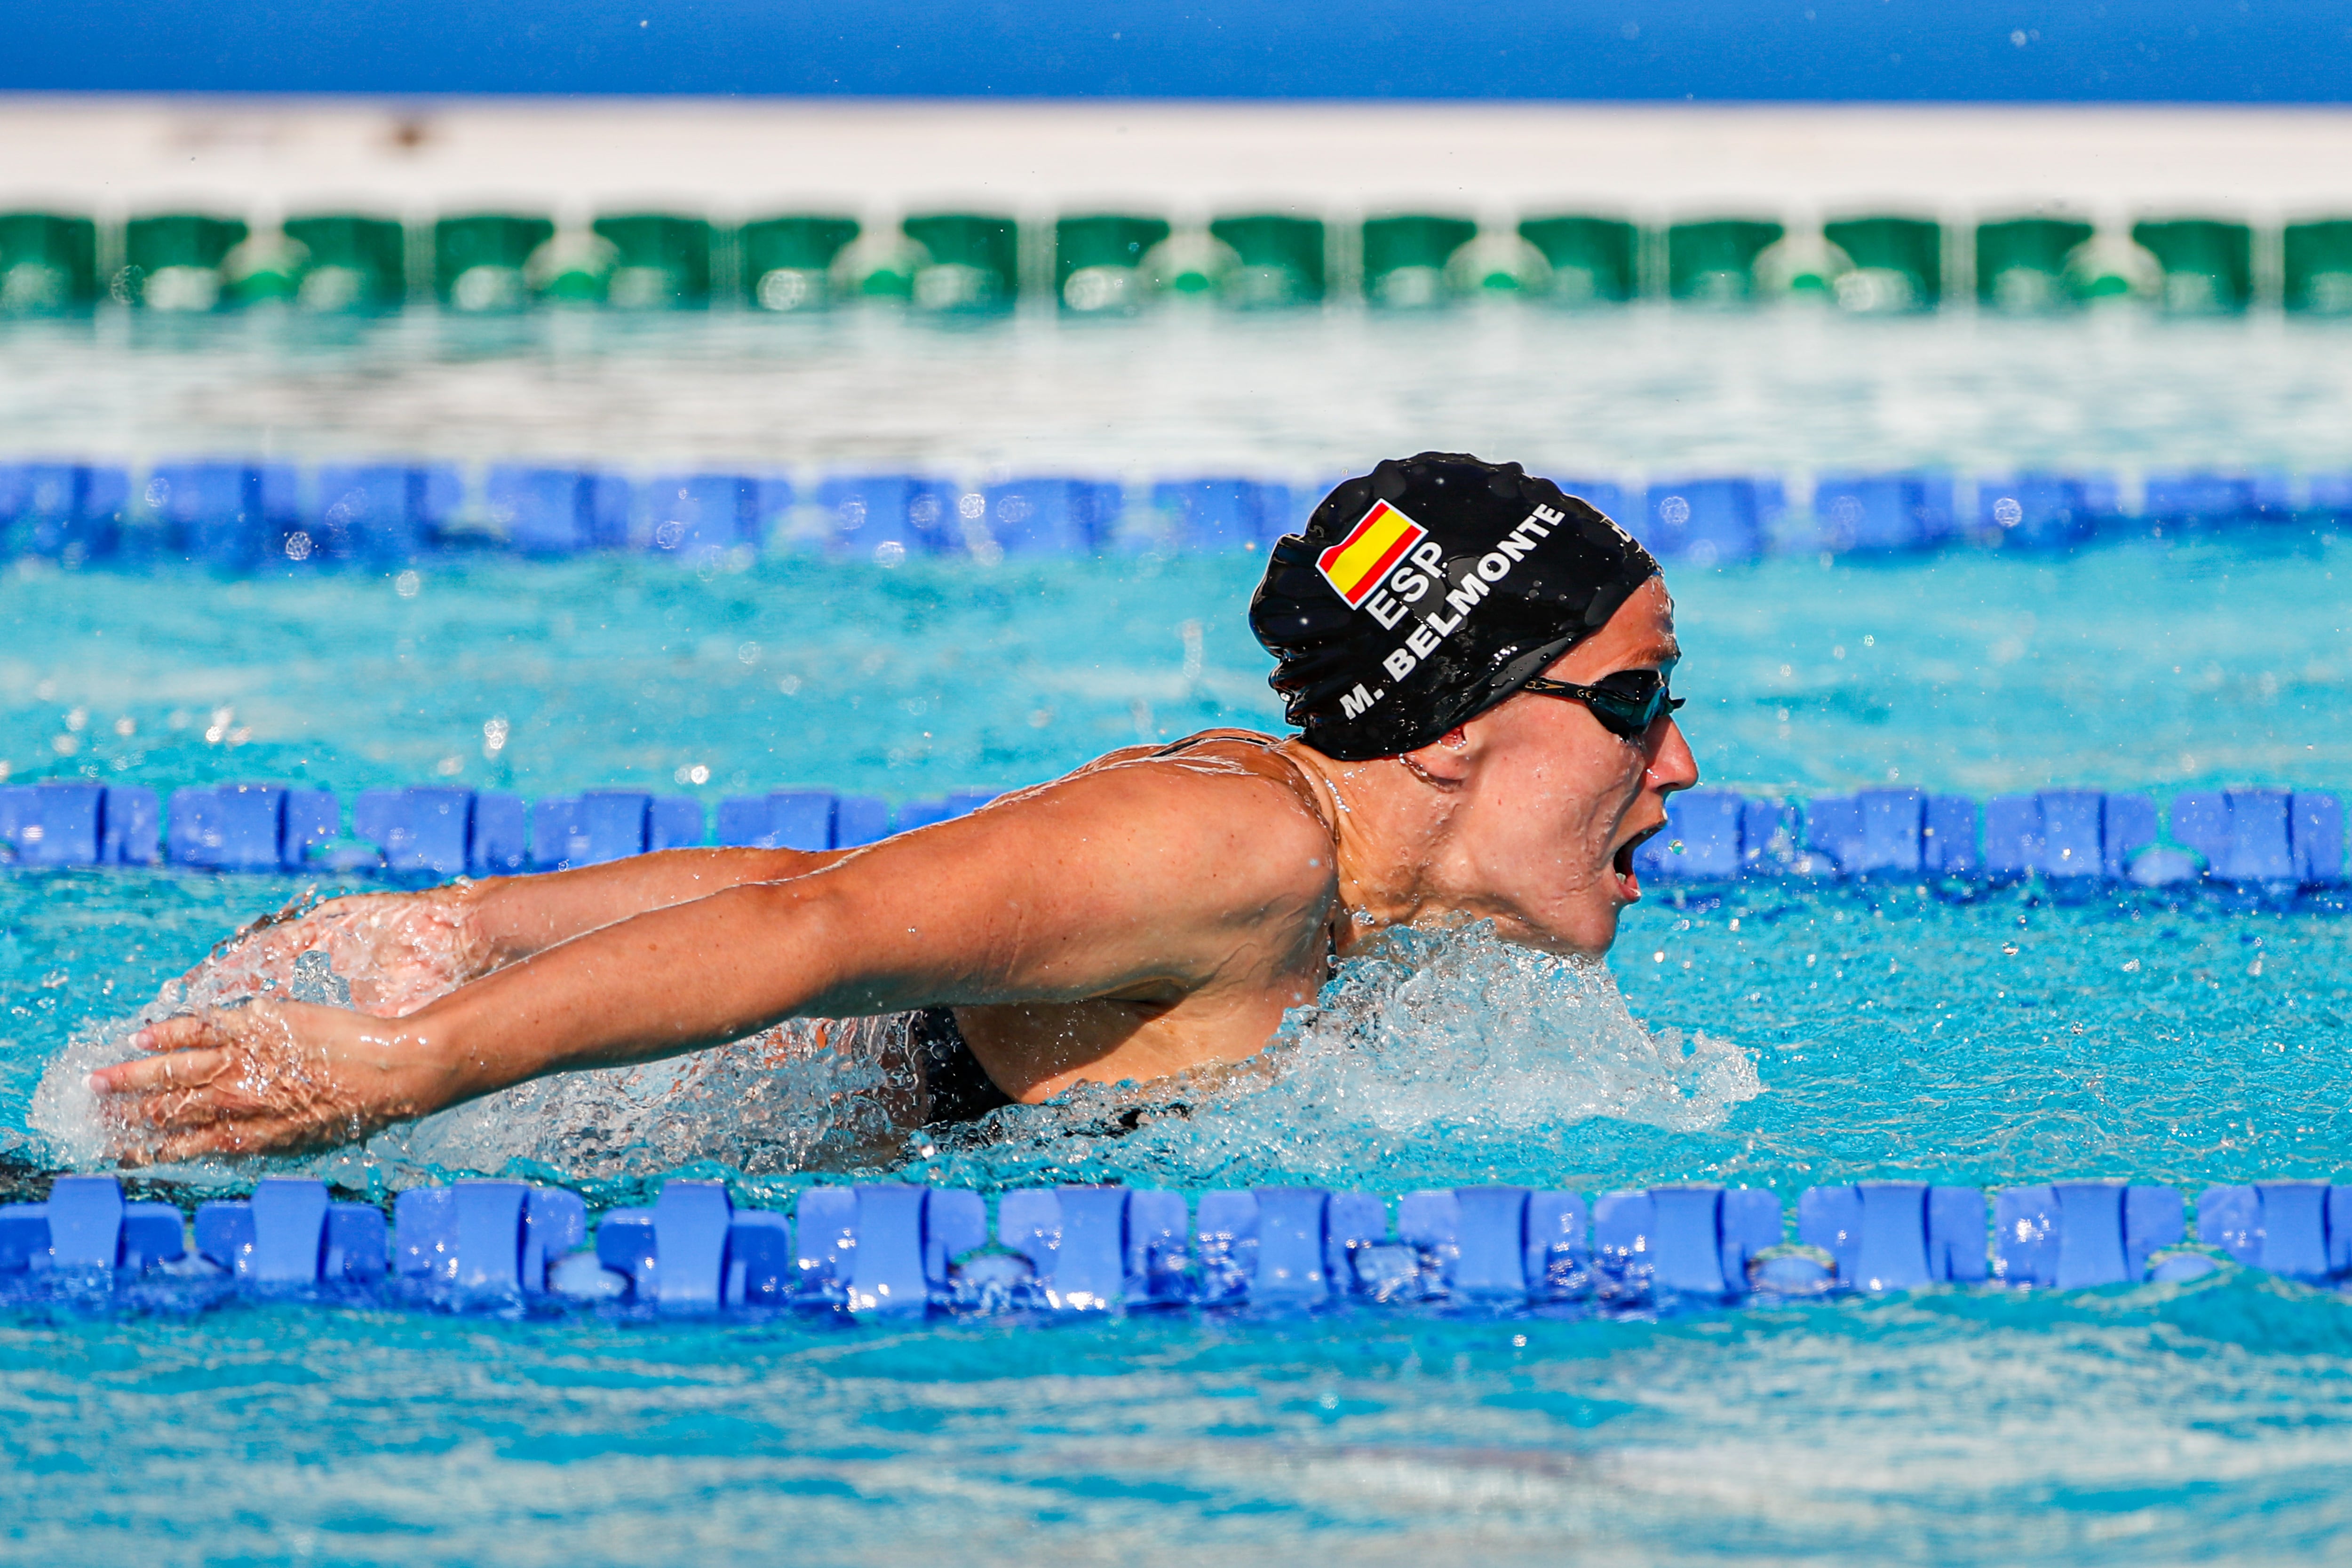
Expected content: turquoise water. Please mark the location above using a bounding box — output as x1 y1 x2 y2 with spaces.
5 313 2352 1561
5 868 2351 1564
13 1281 2352 1567
3 530 2346 807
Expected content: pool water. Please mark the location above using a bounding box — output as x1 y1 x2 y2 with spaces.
7 306 2352 478
5 312 2352 1564
3 527 2344 807
7 871 2350 1564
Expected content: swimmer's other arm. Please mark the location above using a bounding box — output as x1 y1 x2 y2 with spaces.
429 735 1195 973
92 763 1335 1160
454 843 852 973
191 844 850 1022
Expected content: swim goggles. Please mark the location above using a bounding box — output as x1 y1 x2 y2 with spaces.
1518 668 1684 738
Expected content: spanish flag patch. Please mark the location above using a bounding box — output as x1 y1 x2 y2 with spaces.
1315 500 1426 608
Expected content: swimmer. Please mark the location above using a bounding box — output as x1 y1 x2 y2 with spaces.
91 453 1698 1161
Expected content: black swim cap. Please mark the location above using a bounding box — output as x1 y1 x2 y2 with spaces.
1249 453 1661 761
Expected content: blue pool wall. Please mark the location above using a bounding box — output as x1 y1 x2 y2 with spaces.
0 778 2343 891
10 1169 2345 1317
3 460 2346 572
10 0 2346 103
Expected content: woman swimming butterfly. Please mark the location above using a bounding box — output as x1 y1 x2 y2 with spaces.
93 452 1697 1160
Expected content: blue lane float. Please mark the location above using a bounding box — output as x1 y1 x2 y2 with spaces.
0 462 130 564
1639 784 2347 889
0 779 2344 889
1797 1183 1988 1290
8 1171 2337 1316
0 1175 187 1274
3 459 2348 571
165 783 339 872
0 780 158 866
2196 1182 2352 1281
198 1181 388 1285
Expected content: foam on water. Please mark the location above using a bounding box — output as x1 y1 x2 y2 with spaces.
914 923 1763 1194
26 917 1758 1195
386 1016 916 1179
1264 923 1762 1138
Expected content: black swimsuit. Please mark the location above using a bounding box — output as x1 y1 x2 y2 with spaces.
913 731 1340 1129
913 1006 1017 1127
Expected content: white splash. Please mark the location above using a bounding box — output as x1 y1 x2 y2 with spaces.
1268 921 1765 1136
379 1016 917 1180
925 922 1767 1191
30 910 1760 1191
29 1025 145 1168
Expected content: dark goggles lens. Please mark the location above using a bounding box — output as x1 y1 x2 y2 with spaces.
1519 669 1684 737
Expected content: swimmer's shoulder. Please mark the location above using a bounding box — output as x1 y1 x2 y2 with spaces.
906 731 1337 933
954 730 1335 879
1075 729 1334 828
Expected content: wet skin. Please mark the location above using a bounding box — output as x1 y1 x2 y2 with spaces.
90 577 1697 1162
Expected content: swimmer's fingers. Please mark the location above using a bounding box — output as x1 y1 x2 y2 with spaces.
93 1060 311 1137
192 891 379 973
198 896 329 969
121 1009 248 1062
87 1012 249 1097
101 1070 301 1133
168 919 324 1003
94 996 445 1165
137 1012 241 1053
197 899 299 964
95 1051 338 1152
88 1044 234 1101
90 1010 302 1112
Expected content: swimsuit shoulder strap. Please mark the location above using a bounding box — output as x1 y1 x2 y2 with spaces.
1143 730 1337 840
1147 727 1280 758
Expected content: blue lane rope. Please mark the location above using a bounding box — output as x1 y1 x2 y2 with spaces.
9 1170 2335 1316
0 780 2340 888
1 463 2345 572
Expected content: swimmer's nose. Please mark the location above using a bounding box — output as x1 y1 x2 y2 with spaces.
1646 717 1700 796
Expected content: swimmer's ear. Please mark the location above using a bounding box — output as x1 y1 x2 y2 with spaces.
1398 726 1478 786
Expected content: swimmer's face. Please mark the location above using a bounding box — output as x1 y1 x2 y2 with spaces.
1414 575 1699 957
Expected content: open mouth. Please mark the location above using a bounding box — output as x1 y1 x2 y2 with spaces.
1613 821 1665 900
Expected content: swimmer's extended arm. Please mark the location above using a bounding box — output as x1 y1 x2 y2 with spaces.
207 739 1251 1013
94 762 1337 1161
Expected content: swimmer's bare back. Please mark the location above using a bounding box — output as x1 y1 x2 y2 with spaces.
91 731 1357 1162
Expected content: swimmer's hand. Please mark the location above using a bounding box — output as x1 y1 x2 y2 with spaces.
89 1002 464 1165
175 888 487 1020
